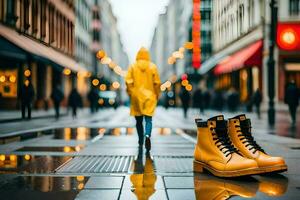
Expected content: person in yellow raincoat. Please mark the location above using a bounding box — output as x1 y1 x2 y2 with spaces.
125 47 161 151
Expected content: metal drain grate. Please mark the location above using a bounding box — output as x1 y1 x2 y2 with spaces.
154 156 193 173
55 155 134 173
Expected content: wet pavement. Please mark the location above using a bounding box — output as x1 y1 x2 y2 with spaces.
0 107 300 199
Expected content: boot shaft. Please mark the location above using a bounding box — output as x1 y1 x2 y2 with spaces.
194 116 234 163
228 114 263 159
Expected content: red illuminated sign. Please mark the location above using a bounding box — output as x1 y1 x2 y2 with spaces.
192 0 201 69
277 23 300 51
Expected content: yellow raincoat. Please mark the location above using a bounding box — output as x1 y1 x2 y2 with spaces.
125 47 161 116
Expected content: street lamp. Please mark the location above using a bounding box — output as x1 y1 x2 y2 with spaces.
267 0 278 126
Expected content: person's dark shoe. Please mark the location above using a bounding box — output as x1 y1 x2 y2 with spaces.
145 135 151 152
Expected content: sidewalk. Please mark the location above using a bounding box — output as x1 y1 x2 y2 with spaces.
0 108 68 123
0 127 299 199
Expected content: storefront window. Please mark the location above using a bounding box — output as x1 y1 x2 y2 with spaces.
0 69 18 98
239 69 248 102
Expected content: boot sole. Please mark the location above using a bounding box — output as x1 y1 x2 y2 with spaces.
256 164 288 174
193 160 261 177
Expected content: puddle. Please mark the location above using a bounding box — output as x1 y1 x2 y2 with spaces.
0 176 88 200
0 155 71 174
0 128 106 145
53 128 101 140
105 128 135 136
16 145 85 153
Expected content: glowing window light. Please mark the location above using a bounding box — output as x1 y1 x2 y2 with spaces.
92 79 99 86
0 75 5 83
63 69 71 75
101 56 112 65
99 84 107 91
9 75 16 83
24 69 31 77
185 84 193 91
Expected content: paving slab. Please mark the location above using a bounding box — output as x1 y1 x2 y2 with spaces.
122 175 165 190
84 176 123 189
119 189 168 200
75 189 120 200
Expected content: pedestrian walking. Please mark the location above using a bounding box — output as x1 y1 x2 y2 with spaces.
203 89 211 109
87 87 99 113
193 86 204 114
213 90 225 111
284 80 300 127
227 87 239 112
19 80 35 119
125 47 161 151
252 88 262 119
68 88 83 118
179 87 191 118
51 85 64 119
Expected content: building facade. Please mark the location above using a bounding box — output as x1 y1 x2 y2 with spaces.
0 0 88 110
150 0 192 81
200 0 300 103
98 0 128 102
75 0 93 99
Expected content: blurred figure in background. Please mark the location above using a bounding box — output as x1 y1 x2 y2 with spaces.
252 88 262 119
51 85 64 119
179 86 191 118
227 87 239 112
213 90 225 111
203 89 211 109
193 86 204 114
88 87 99 113
19 80 35 120
284 80 300 127
68 88 83 118
125 47 161 151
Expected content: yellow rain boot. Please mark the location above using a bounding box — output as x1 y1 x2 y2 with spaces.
194 174 258 199
194 115 259 177
228 114 287 174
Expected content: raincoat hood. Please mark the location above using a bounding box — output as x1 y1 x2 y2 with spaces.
136 47 151 61
136 47 151 71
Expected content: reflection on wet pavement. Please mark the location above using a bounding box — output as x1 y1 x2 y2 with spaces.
53 128 101 140
157 128 172 135
0 128 107 145
0 176 87 200
0 155 71 174
194 174 259 199
105 127 135 136
130 148 157 199
16 146 85 153
193 173 289 199
258 174 289 197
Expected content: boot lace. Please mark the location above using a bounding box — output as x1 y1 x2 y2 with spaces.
211 125 239 157
236 123 265 154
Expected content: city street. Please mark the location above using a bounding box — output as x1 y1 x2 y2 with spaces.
0 107 300 199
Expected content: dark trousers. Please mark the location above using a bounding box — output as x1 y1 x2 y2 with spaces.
183 106 188 118
288 105 297 124
21 103 31 119
135 116 152 145
54 102 60 119
255 103 261 119
72 106 77 118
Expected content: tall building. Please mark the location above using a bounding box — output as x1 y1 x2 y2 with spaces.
186 0 213 76
150 0 192 81
98 0 128 102
200 0 300 103
0 0 88 109
75 0 93 98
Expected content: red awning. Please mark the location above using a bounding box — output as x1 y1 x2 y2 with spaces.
214 40 263 75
